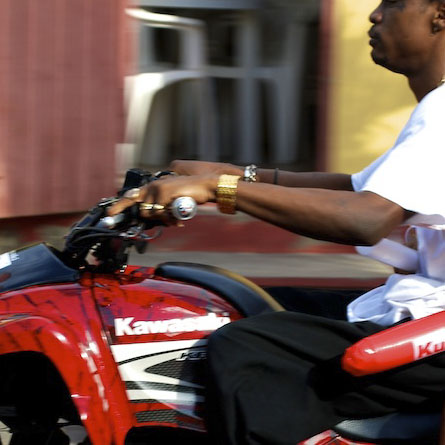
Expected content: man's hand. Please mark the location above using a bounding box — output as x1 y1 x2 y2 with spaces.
169 160 243 177
108 174 219 220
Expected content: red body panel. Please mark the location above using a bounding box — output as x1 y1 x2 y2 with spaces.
0 266 242 444
342 311 445 377
94 266 242 434
298 430 374 444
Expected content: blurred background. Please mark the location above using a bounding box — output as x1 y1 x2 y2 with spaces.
0 0 416 254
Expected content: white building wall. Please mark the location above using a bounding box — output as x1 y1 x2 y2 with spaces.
122 0 321 170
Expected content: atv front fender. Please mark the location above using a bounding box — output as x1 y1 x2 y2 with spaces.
0 313 117 444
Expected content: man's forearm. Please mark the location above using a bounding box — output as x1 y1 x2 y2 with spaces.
170 160 353 191
235 182 406 246
257 169 353 191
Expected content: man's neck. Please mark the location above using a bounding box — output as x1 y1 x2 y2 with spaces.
408 72 445 102
407 45 445 102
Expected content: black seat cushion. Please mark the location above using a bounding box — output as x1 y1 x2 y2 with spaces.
334 412 440 443
154 262 283 317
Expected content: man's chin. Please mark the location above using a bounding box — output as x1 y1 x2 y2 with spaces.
371 49 387 66
371 53 405 75
371 51 394 70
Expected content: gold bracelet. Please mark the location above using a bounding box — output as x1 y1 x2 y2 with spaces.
216 174 241 214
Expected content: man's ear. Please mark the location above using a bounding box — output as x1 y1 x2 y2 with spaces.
432 3 445 33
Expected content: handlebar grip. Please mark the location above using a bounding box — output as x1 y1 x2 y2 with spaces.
170 197 197 220
96 196 197 228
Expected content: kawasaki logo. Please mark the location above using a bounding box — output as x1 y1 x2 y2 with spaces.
114 313 231 336
415 340 445 359
413 328 445 360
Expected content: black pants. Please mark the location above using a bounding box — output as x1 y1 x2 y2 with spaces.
204 287 445 444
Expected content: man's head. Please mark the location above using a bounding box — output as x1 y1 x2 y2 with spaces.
369 0 445 80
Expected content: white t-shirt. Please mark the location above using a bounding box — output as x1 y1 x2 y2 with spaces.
347 84 445 326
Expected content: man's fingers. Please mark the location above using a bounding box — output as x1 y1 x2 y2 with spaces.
108 197 135 216
123 187 143 200
108 185 150 216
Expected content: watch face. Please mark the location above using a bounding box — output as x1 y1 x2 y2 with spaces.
244 165 257 182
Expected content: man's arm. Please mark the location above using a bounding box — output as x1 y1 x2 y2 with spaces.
235 182 406 245
256 169 353 190
111 174 409 247
169 160 353 191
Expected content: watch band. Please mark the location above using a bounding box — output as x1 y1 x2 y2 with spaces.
216 174 241 214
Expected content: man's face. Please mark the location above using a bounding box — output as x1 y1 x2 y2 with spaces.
369 0 438 74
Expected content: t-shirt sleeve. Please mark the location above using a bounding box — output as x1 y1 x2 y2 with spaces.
351 152 388 192
351 89 445 217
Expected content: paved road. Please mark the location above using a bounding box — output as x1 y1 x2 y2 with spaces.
128 205 393 288
130 251 392 282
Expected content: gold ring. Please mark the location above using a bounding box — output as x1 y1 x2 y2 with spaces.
139 203 165 211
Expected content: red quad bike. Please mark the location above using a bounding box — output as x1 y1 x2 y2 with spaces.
0 169 444 445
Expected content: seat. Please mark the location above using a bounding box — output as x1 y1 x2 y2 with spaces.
154 262 284 316
334 412 440 444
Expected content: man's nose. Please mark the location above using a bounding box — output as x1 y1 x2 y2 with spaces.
369 4 383 24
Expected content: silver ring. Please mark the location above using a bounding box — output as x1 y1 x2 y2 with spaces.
139 203 165 211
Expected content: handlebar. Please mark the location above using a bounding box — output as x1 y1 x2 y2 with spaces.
61 169 198 272
97 196 197 229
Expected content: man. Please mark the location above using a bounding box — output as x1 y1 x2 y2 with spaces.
111 0 445 442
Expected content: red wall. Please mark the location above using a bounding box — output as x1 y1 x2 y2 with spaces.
0 0 130 218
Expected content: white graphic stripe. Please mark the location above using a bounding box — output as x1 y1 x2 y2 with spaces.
110 339 207 362
127 389 204 404
117 353 205 389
